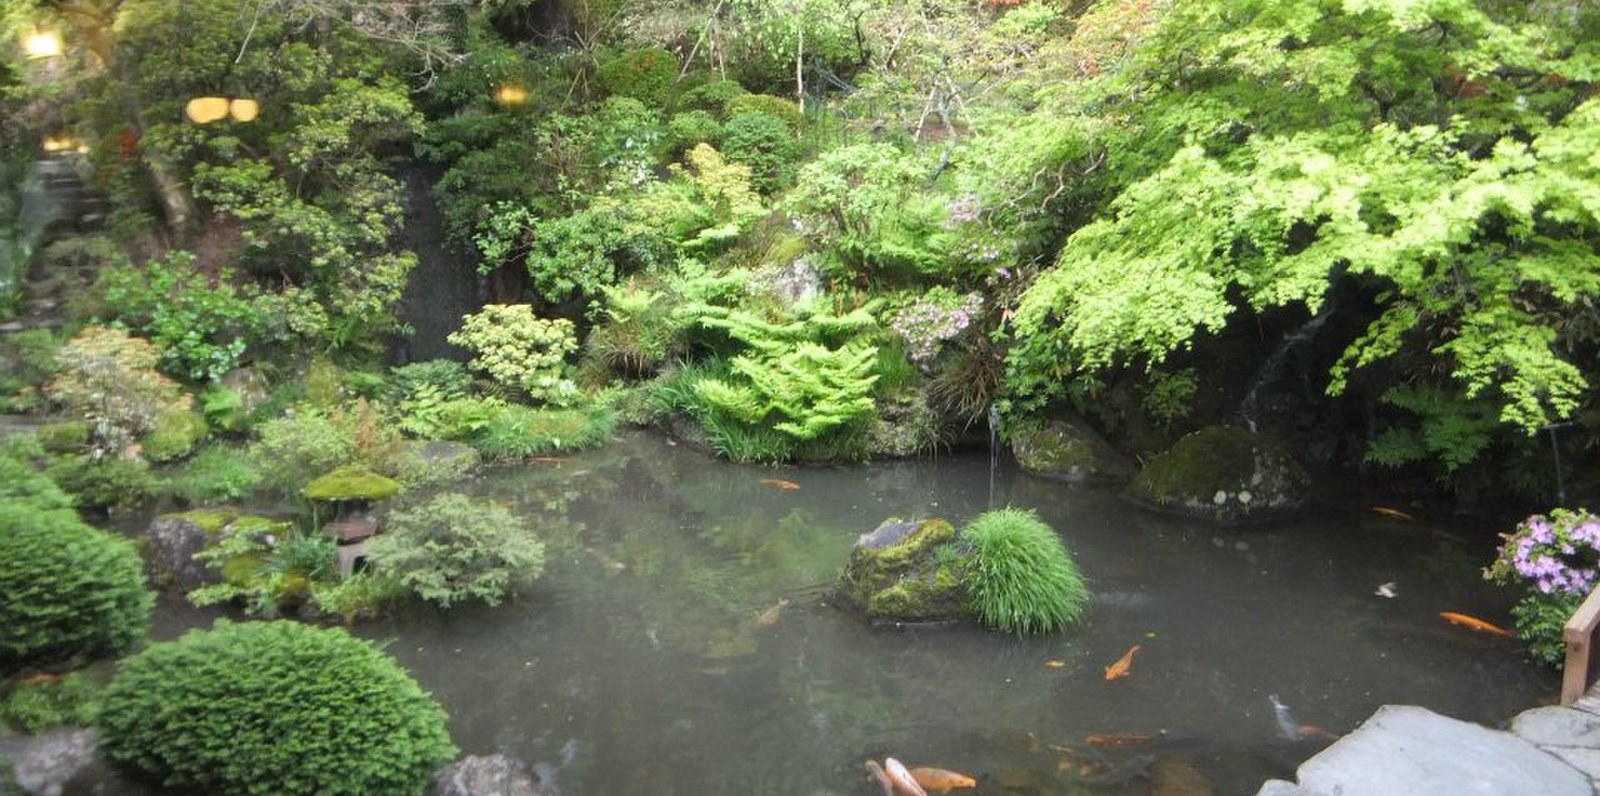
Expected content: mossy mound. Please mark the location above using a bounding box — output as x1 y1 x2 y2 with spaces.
302 465 400 502
1011 418 1134 483
146 509 288 590
1122 425 1309 524
837 518 969 624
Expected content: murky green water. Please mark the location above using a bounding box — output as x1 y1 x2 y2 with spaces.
152 430 1554 794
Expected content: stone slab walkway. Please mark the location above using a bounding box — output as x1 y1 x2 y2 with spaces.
1256 703 1600 796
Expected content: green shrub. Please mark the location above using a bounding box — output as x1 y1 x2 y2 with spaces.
46 455 157 510
0 501 152 670
726 94 802 130
140 409 209 463
0 329 61 413
36 421 90 453
595 47 678 107
250 411 358 493
99 620 456 796
0 456 73 510
448 305 580 404
368 493 545 607
467 402 616 460
669 110 723 151
311 572 406 624
389 359 471 404
721 112 800 192
680 78 747 114
165 444 263 503
187 521 326 618
0 673 101 732
97 252 265 382
961 508 1089 635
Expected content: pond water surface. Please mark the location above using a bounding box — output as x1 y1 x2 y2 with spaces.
161 430 1556 795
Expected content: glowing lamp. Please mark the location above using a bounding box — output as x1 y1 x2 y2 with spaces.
22 29 63 60
184 96 230 124
229 98 259 122
493 83 529 106
42 135 82 153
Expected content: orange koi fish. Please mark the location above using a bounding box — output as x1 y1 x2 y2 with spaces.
527 456 565 464
864 760 895 796
759 478 800 491
1084 733 1153 748
884 758 929 796
1103 644 1140 680
909 767 977 792
1044 659 1067 668
756 598 790 627
19 673 62 687
1371 506 1416 521
1440 612 1514 638
1298 725 1340 741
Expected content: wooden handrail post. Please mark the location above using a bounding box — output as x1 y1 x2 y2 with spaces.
1561 585 1600 704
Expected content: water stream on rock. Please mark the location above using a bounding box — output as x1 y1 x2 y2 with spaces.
148 431 1553 795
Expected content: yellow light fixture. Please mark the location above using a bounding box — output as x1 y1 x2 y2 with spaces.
42 135 82 153
22 29 63 60
184 96 230 124
229 98 260 122
493 83 529 107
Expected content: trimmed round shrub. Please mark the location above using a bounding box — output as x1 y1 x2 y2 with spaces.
0 500 152 670
679 78 747 114
961 508 1089 635
100 620 456 796
596 47 678 108
726 93 802 130
721 111 800 192
669 109 723 151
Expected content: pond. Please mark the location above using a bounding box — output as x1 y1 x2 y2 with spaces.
152 430 1555 795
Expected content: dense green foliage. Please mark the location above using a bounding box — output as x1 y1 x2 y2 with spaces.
368 493 546 607
0 673 101 732
961 508 1089 635
99 620 456 796
0 500 152 670
448 304 580 404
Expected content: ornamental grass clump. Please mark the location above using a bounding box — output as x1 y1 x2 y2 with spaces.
961 508 1089 635
0 500 152 671
99 620 455 796
1487 508 1600 666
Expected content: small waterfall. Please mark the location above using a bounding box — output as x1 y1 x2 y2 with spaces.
1236 301 1334 432
987 404 1002 508
393 164 484 363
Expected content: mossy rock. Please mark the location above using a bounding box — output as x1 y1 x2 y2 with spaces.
837 518 970 624
868 392 940 459
1011 418 1134 484
141 410 208 463
302 465 399 502
145 509 286 591
1121 425 1309 525
36 421 90 454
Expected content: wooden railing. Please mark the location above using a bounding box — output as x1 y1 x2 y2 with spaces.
1562 585 1600 704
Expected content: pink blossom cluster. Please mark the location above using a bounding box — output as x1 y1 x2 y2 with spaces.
890 291 984 363
1491 510 1600 595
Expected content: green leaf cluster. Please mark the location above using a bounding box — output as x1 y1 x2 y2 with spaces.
448 304 580 404
368 493 546 607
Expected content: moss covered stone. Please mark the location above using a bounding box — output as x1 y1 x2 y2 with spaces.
146 509 287 591
302 465 400 502
1011 418 1134 483
1121 425 1309 525
838 518 970 623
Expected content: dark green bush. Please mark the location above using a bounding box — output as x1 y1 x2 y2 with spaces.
45 455 157 510
595 47 678 108
669 110 723 152
725 94 802 130
165 443 263 504
679 78 747 114
721 112 800 192
0 500 152 670
961 508 1089 635
99 620 456 796
368 493 545 607
0 673 101 732
0 456 73 511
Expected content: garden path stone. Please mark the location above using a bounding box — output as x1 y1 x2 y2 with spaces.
1254 705 1595 796
1513 706 1600 750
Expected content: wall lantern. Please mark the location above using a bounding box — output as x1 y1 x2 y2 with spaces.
228 98 259 122
22 29 64 60
185 96 231 124
493 83 529 107
42 135 86 153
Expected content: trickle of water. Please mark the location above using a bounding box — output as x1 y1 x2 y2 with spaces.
987 404 1002 507
1237 301 1335 431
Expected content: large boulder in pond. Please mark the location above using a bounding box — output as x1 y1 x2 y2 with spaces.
1011 418 1135 483
144 509 288 591
837 518 968 624
430 754 553 796
1122 426 1309 525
